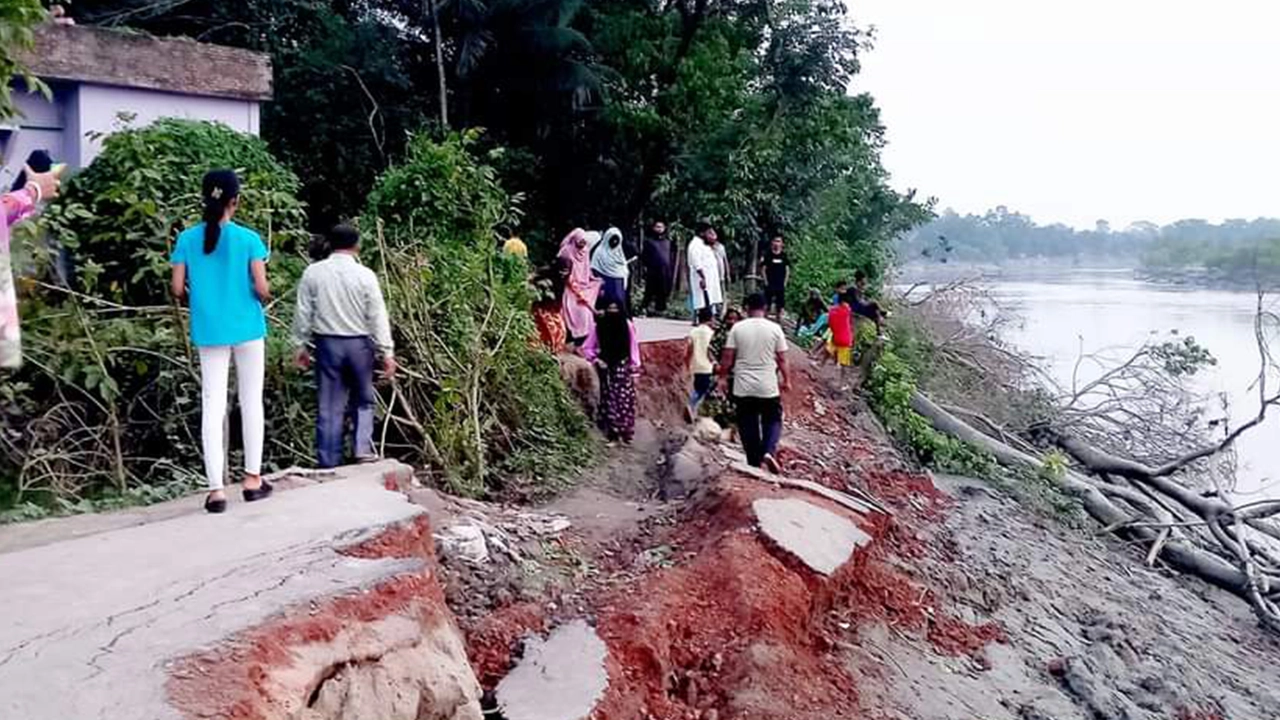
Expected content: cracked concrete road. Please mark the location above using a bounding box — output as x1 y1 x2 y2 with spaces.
0 462 424 720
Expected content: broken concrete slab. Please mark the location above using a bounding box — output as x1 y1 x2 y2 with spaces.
0 462 426 720
753 497 872 576
495 619 610 720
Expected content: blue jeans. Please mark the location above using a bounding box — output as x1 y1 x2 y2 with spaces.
315 335 376 468
689 373 715 412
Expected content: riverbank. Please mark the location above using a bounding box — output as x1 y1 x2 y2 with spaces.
2 327 1278 718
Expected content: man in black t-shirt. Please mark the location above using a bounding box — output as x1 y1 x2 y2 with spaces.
759 235 790 322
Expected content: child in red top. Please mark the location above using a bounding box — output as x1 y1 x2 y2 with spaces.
826 293 855 383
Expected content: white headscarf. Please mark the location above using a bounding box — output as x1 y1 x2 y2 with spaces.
590 227 629 280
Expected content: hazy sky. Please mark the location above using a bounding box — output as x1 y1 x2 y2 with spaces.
849 0 1280 229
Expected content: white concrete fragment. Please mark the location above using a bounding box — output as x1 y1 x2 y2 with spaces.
753 497 871 576
496 619 610 720
693 417 723 443
437 523 490 564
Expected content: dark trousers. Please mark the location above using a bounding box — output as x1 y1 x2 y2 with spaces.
641 263 672 313
736 395 783 468
315 335 376 468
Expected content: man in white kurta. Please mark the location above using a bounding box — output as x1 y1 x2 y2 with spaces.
687 222 723 315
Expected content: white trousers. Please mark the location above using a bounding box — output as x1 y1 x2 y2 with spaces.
197 339 265 490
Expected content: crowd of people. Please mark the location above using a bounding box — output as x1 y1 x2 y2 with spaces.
2 166 883 512
526 218 884 475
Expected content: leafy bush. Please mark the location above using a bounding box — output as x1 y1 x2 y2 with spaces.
1 122 591 516
866 343 995 478
1 120 311 513
363 131 592 499
0 1 46 121
40 117 309 304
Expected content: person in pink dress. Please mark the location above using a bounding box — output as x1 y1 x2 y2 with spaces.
557 228 602 348
1 166 62 369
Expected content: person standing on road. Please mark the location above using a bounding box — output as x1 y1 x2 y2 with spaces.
170 170 273 514
640 220 675 315
714 235 731 293
687 221 724 319
720 292 790 473
293 224 396 469
759 235 789 322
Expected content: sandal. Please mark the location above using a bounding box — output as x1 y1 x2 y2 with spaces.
204 493 227 514
242 479 274 503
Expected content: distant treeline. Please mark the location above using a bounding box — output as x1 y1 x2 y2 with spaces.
899 208 1280 273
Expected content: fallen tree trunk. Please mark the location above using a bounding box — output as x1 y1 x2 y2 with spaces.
910 391 1254 598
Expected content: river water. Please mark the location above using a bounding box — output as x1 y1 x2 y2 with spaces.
917 268 1280 499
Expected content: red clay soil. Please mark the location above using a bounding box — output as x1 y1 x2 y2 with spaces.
339 513 434 560
579 474 1003 720
456 344 1008 719
465 601 548 687
636 341 697 425
167 515 449 720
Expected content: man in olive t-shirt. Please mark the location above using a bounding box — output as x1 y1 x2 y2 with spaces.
721 292 790 473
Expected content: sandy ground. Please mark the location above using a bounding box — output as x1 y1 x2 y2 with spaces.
845 471 1280 720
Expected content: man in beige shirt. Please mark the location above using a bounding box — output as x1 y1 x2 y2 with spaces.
720 292 790 473
293 225 395 467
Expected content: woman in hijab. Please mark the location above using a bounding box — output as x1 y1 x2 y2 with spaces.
558 228 602 348
584 298 641 444
590 227 630 310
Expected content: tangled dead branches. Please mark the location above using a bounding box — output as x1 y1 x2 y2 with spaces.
892 281 1280 633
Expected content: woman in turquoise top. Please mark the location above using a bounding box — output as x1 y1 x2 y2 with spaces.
170 170 274 513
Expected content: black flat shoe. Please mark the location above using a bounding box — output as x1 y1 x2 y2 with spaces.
205 494 227 514
242 480 274 503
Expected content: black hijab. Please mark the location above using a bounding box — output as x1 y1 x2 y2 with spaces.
596 301 631 365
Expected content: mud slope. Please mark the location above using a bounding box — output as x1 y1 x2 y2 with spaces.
454 332 1280 720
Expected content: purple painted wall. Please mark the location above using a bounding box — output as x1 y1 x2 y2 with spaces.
2 81 260 189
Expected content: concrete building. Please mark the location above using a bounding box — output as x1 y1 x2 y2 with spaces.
2 23 271 187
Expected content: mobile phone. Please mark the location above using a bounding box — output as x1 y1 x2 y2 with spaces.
10 149 52 192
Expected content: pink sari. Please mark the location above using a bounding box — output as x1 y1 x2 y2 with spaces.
557 229 601 342
1 189 37 369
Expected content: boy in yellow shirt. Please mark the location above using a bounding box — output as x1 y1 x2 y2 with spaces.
684 307 717 421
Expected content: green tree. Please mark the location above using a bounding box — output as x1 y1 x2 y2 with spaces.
363 131 591 497
0 0 47 121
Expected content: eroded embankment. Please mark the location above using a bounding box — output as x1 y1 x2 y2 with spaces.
460 340 1008 720
168 513 484 720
